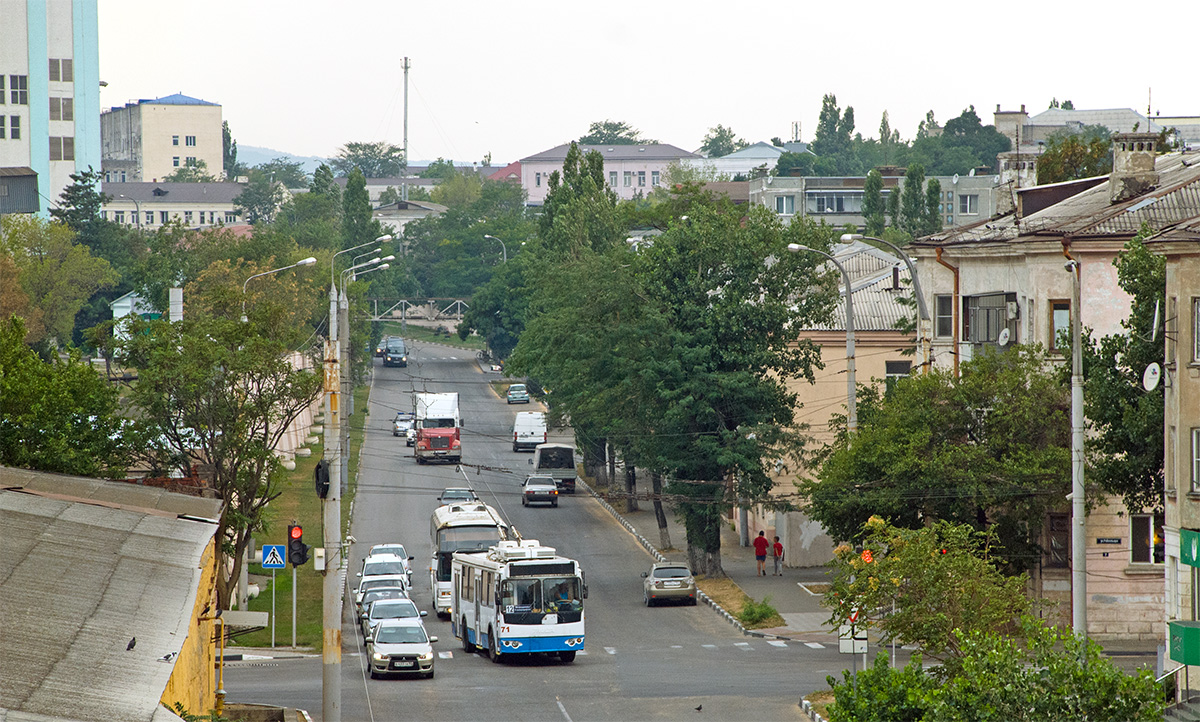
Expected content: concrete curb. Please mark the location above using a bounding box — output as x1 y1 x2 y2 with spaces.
578 478 775 640
800 699 827 722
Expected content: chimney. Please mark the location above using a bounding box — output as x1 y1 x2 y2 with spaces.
1109 132 1160 203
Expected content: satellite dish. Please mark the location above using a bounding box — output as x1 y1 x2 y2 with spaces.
1143 363 1162 392
997 328 1011 347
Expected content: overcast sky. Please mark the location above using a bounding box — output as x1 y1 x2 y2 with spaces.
97 0 1196 166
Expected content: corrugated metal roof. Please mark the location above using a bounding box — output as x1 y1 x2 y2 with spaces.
0 467 219 722
141 93 219 107
1027 107 1160 133
801 241 915 332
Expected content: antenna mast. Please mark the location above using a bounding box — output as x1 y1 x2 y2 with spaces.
402 57 410 202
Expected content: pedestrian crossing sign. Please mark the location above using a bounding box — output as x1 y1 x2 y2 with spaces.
262 544 286 569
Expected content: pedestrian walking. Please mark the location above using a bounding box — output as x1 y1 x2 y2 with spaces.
772 536 784 576
752 531 770 576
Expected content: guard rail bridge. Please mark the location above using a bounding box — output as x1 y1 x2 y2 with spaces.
364 298 470 323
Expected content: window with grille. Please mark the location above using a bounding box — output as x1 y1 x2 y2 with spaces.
1045 513 1068 568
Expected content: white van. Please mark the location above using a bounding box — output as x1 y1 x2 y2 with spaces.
512 411 547 452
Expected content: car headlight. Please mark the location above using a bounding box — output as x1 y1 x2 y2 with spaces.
372 652 388 662
419 651 433 661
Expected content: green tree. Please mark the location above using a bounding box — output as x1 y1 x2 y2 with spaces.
1048 97 1076 110
923 177 943 236
233 174 283 224
252 157 308 188
430 169 483 208
222 121 245 179
162 158 218 183
578 119 652 145
699 124 748 158
803 346 1071 573
331 141 405 178
878 111 899 166
310 163 341 204
939 105 1011 173
810 94 860 175
116 314 323 608
0 315 128 476
1080 228 1164 512
774 151 816 177
658 160 730 187
539 143 620 256
341 168 380 248
418 158 458 179
0 215 117 347
1037 124 1113 184
50 168 109 231
825 517 1030 659
899 164 927 236
862 169 885 236
886 184 901 229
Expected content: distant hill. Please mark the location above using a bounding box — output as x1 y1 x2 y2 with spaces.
237 145 329 175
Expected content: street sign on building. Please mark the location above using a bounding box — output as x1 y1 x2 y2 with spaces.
262 544 286 569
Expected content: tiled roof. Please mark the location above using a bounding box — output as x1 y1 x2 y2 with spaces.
102 182 245 203
521 143 699 163
487 161 521 181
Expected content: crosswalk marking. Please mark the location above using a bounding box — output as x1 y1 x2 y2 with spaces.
734 642 752 652
438 651 453 659
805 642 825 649
768 640 787 648
701 644 718 650
576 649 588 656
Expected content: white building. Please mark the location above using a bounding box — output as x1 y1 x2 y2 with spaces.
100 93 223 183
101 181 244 229
518 143 699 205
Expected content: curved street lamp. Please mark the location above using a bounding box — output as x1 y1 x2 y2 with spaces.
841 233 931 371
119 193 142 229
483 234 507 263
788 243 857 432
241 256 317 322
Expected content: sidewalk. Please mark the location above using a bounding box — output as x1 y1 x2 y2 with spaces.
588 483 836 643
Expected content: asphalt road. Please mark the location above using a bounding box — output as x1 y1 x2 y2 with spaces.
225 340 851 721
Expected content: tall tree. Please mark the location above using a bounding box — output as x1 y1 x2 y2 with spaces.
1036 124 1113 184
233 174 283 223
803 346 1070 573
923 177 943 237
578 120 653 145
253 157 308 189
699 124 748 158
341 168 379 248
418 158 458 179
939 105 1011 173
331 141 405 178
430 169 483 208
899 163 927 236
0 315 128 476
222 120 243 179
862 169 885 236
774 151 816 177
116 314 323 609
878 111 898 165
810 94 859 175
886 183 901 228
310 163 341 203
539 143 620 256
1081 228 1164 512
50 168 108 231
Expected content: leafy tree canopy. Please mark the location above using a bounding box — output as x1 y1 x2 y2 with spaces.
1037 124 1113 184
699 124 748 158
418 158 458 179
578 119 654 145
251 157 308 189
774 150 817 177
50 168 109 232
234 174 284 224
331 141 405 178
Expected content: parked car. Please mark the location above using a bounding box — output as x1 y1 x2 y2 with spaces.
393 412 416 446
506 383 530 404
521 475 559 507
367 618 437 679
365 544 414 580
437 487 479 505
361 598 426 642
641 563 697 607
354 575 410 613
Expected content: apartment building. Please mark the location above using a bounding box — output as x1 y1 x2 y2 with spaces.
519 143 699 205
100 93 222 182
101 181 244 229
0 0 101 214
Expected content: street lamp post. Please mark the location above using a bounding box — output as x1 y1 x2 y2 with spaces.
119 193 142 229
483 234 507 263
1066 257 1086 639
788 243 857 432
841 233 931 372
240 256 316 322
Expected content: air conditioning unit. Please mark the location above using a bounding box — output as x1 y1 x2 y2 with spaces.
1006 301 1020 320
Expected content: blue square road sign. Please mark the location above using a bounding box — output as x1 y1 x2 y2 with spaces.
262 544 287 569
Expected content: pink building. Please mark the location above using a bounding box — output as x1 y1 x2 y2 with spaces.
519 143 699 205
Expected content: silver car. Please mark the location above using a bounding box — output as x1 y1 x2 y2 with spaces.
361 598 426 642
642 563 697 606
367 618 436 679
521 475 559 507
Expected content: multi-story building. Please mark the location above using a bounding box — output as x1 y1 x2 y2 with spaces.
750 169 1000 231
100 93 222 183
908 134 1200 641
519 143 699 205
101 181 244 229
0 0 101 215
679 141 813 180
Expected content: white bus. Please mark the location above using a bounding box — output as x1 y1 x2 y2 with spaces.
451 540 586 663
429 503 507 617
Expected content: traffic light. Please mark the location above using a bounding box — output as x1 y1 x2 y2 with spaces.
288 524 310 566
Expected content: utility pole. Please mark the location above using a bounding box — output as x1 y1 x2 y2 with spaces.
1068 257 1087 639
401 57 410 203
322 281 343 722
339 288 351 496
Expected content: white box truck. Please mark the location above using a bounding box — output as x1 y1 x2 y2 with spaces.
512 411 547 452
414 392 461 463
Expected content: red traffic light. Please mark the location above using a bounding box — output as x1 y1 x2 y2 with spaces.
290 525 303 540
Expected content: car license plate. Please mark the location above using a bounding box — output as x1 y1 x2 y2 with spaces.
664 581 681 587
393 661 414 668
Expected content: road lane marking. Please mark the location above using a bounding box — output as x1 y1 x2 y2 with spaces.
670 645 683 648
701 644 718 650
805 642 825 649
438 651 453 659
576 650 588 656
768 640 787 647
556 699 574 722
735 642 752 652
604 647 616 655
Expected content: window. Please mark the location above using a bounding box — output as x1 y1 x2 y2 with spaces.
49 97 73 121
609 171 617 187
1049 300 1070 353
885 360 911 395
1193 298 1200 362
0 75 4 105
963 292 1015 346
815 194 846 213
637 171 645 187
535 172 541 187
49 137 75 161
1167 426 1176 493
651 170 660 186
49 59 73 82
173 157 180 167
113 211 125 224
945 191 953 200
225 211 236 223
935 295 953 337
774 195 795 215
186 156 196 165
144 211 153 225
172 135 179 146
1130 513 1165 564
1045 514 1069 568
185 135 196 147
159 211 169 224
10 116 20 140
623 171 632 187
958 194 979 215
9 75 28 105
184 211 193 224
1193 428 1200 492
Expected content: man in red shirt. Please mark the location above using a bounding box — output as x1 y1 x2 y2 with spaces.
752 531 770 576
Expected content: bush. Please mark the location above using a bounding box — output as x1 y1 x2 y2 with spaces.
738 595 778 626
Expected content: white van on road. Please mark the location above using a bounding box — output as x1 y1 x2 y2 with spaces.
512 411 547 452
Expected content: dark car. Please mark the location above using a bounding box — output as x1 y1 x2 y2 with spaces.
521 475 559 507
382 338 409 367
